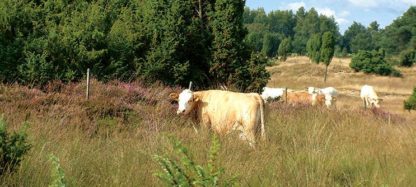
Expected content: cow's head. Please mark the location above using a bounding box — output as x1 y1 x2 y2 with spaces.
169 89 199 115
370 98 382 108
307 87 319 94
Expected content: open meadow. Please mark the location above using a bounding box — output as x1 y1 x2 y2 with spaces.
0 57 416 186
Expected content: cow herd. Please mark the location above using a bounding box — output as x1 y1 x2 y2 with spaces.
169 84 382 147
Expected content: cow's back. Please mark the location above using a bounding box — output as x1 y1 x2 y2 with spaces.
286 91 324 106
361 85 378 99
286 92 310 104
196 90 261 134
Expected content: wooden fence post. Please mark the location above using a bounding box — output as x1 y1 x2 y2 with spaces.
86 68 90 100
285 87 288 103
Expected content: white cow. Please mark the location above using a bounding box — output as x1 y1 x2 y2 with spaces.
170 89 265 147
360 85 381 108
307 87 338 108
261 87 285 103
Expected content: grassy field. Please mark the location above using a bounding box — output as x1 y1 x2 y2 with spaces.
0 57 415 186
268 56 416 121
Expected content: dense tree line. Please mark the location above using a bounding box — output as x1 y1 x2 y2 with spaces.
243 7 339 57
244 6 416 60
0 0 269 92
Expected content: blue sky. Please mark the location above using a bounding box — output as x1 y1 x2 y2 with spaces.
246 0 416 33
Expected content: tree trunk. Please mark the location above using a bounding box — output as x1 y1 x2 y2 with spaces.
324 65 328 82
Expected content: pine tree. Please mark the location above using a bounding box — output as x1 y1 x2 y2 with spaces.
262 32 280 57
142 0 194 85
210 0 247 86
292 7 320 54
306 34 321 63
320 31 335 82
278 38 291 61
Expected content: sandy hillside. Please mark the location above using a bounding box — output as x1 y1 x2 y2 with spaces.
266 56 416 120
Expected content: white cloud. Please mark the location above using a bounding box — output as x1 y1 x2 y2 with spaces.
336 18 349 25
339 10 350 17
286 2 306 11
316 7 335 17
316 7 349 25
348 0 378 7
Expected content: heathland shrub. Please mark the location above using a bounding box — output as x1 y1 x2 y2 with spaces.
399 49 416 67
350 50 401 77
231 52 270 93
0 117 31 175
404 88 416 111
153 135 237 186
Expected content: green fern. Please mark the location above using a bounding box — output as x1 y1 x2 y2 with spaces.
49 154 66 187
154 134 237 186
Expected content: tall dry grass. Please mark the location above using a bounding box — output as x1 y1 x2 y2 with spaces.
0 79 416 186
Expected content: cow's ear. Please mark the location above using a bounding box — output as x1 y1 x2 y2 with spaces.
193 95 200 102
169 93 179 101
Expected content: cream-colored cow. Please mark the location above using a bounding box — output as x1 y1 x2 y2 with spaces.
360 85 381 108
170 89 265 147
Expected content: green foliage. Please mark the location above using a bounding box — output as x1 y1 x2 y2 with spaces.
320 32 335 82
343 22 374 53
320 32 335 65
18 51 54 86
141 0 194 85
378 7 416 54
404 88 416 111
210 0 269 91
49 154 66 187
245 32 264 52
0 117 31 175
350 50 401 77
210 0 247 84
231 52 270 92
154 135 237 186
399 49 416 67
334 46 348 57
306 34 321 63
261 32 280 57
0 0 270 91
278 38 291 61
243 6 339 57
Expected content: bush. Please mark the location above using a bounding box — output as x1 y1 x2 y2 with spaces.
231 52 270 93
0 117 31 175
350 50 401 77
153 135 237 186
404 88 416 111
399 49 416 67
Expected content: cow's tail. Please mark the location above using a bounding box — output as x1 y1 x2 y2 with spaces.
259 96 266 141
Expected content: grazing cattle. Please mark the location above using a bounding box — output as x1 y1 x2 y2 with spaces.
285 91 325 106
261 87 285 103
360 85 381 108
169 89 265 147
308 87 338 108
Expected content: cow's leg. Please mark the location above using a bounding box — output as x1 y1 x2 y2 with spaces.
363 98 367 109
244 130 256 148
200 114 211 129
366 98 371 109
243 120 257 148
